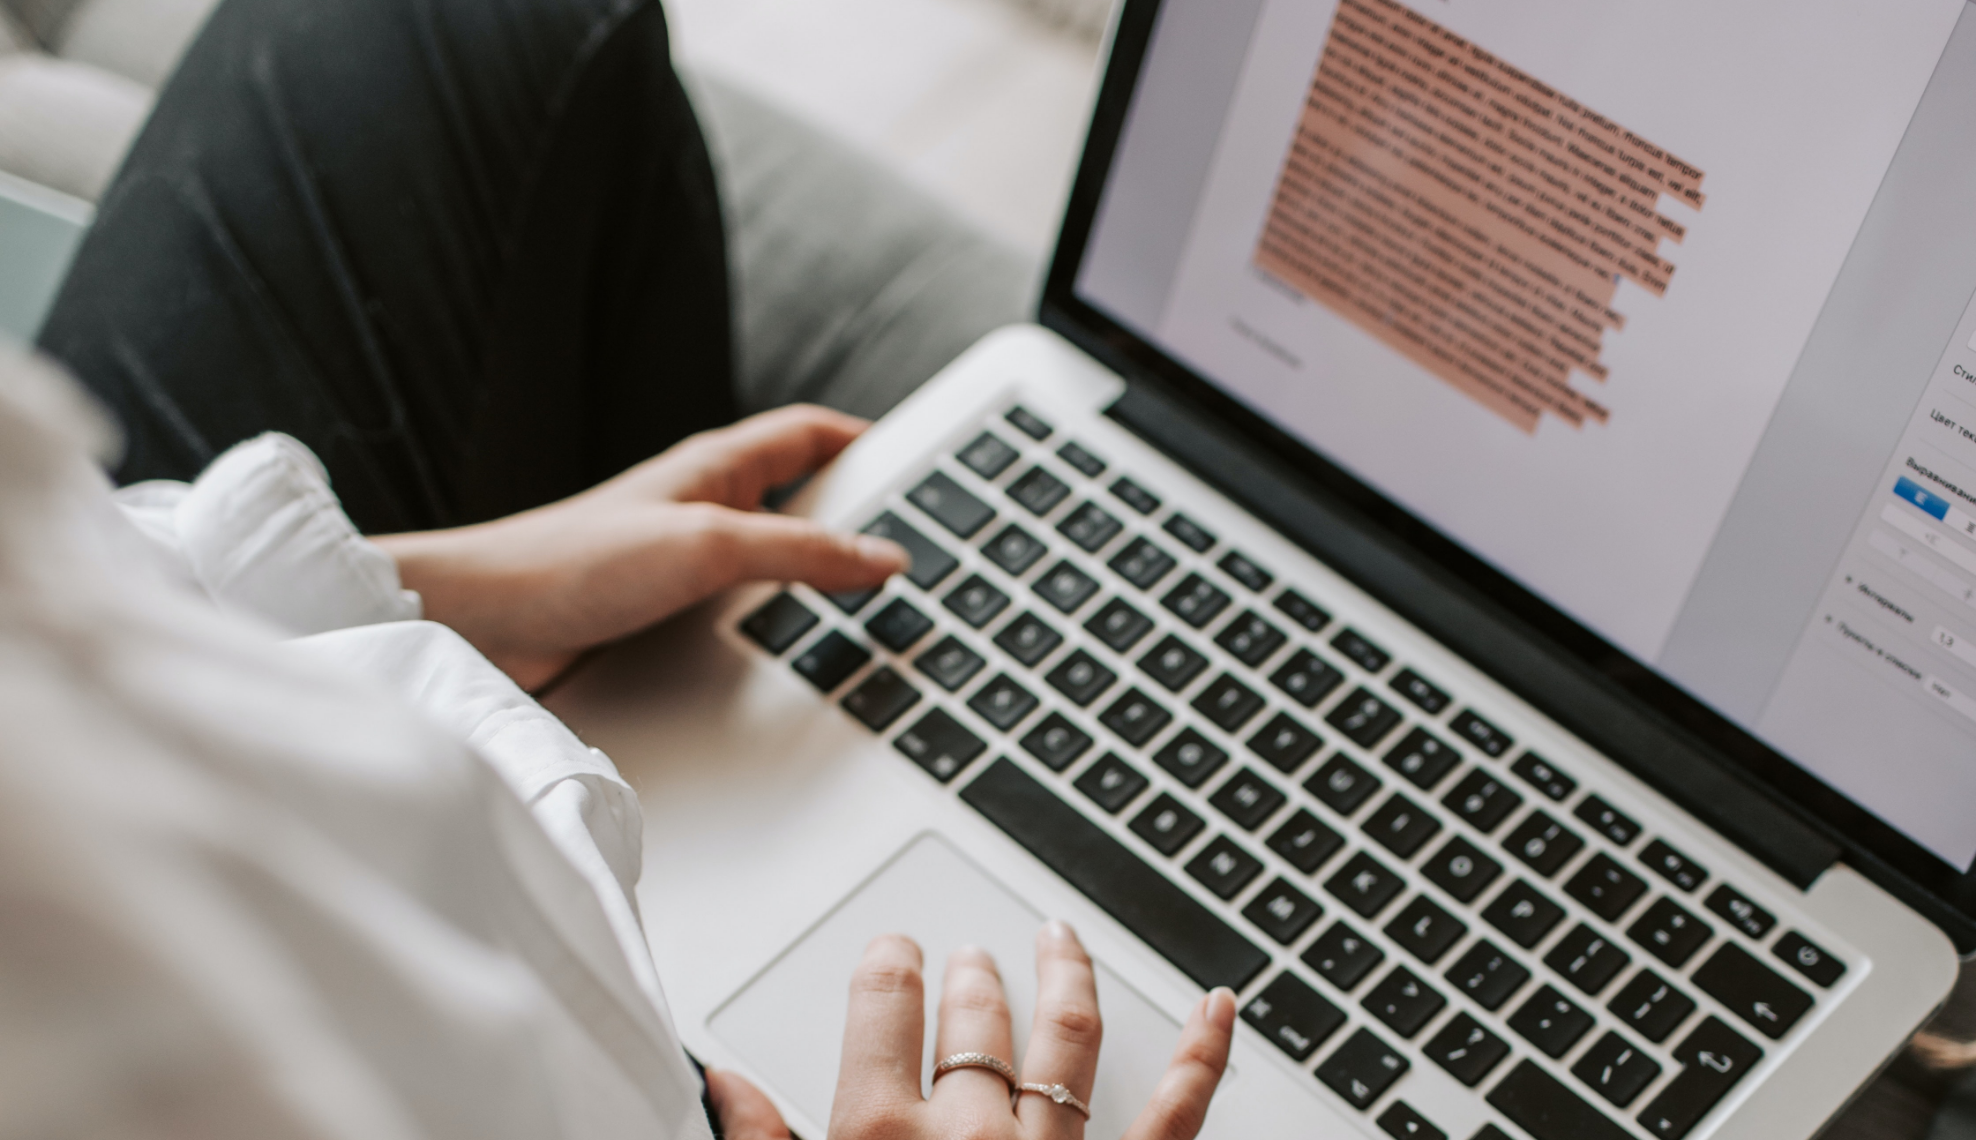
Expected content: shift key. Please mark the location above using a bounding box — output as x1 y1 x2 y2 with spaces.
1638 1017 1763 1139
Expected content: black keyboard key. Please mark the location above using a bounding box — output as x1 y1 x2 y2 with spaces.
1386 895 1467 964
1483 880 1565 948
1694 943 1811 1039
1215 610 1287 666
1422 836 1503 903
1009 466 1071 515
1445 940 1530 1011
1641 839 1708 892
1443 769 1523 833
793 631 870 691
1075 752 1148 814
1046 649 1116 707
968 673 1039 731
1546 924 1631 996
1210 768 1287 830
1138 634 1209 691
983 523 1048 576
1110 476 1160 515
843 667 920 730
1390 669 1451 715
828 584 882 616
741 592 819 654
1244 877 1324 944
1193 673 1265 731
1034 560 1100 613
909 470 996 538
1308 753 1382 815
1504 810 1584 878
1327 851 1407 918
1511 752 1575 801
1773 930 1844 987
1629 898 1711 968
894 708 986 782
1188 835 1265 899
1099 688 1172 746
915 635 985 691
1365 965 1446 1037
1574 1031 1661 1108
958 430 1020 479
1005 405 1052 440
1218 550 1274 592
1243 971 1345 1061
1609 969 1697 1044
1449 710 1512 757
1426 1013 1511 1087
1327 687 1404 748
1509 985 1595 1057
1378 1101 1446 1140
943 574 1010 628
866 511 958 590
1489 1059 1632 1140
1058 501 1124 552
993 611 1063 666
1364 793 1443 859
1272 648 1345 708
1085 597 1155 652
1305 921 1386 989
1383 727 1461 791
1164 573 1232 628
1164 512 1216 552
1247 712 1322 773
1566 854 1649 923
1705 885 1776 942
1057 440 1106 477
1639 1018 1762 1140
1108 535 1178 590
1268 809 1345 874
1130 793 1205 856
1021 712 1093 771
1274 588 1332 632
1318 1028 1410 1109
1574 795 1641 847
866 597 934 652
1332 628 1391 673
1152 728 1229 788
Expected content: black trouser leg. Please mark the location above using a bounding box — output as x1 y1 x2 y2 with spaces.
39 0 733 534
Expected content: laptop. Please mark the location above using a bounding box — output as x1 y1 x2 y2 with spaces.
544 0 1976 1137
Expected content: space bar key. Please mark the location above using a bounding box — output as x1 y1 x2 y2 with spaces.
959 757 1270 992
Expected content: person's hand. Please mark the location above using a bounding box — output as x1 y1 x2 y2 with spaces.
372 405 907 690
827 922 1237 1140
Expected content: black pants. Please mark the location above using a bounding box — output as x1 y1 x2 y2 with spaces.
38 0 733 534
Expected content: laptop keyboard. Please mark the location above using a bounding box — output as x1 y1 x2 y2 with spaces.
736 404 1851 1140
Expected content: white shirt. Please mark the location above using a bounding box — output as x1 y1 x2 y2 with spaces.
0 348 713 1140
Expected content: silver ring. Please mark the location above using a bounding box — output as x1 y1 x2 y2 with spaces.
933 1052 1018 1093
1017 1081 1092 1119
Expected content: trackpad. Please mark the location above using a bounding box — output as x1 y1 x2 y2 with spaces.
709 832 1193 1138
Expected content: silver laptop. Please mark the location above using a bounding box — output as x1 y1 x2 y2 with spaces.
546 1 1976 1137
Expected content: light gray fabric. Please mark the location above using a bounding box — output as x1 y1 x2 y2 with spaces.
0 51 149 199
0 0 80 49
54 0 218 88
689 68 1039 421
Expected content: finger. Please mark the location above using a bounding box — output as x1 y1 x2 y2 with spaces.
931 945 1019 1117
646 405 870 508
674 506 907 597
835 934 927 1113
704 1070 795 1140
1016 921 1102 1138
1120 988 1236 1140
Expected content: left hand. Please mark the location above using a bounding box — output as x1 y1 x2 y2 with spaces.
373 405 907 690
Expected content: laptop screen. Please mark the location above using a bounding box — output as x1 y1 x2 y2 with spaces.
1062 0 1976 879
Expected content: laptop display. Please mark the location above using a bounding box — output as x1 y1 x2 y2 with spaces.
1058 0 1976 885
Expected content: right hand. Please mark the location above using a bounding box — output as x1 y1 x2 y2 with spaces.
827 921 1236 1140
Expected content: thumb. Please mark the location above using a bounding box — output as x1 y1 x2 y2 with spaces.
692 509 908 596
705 1069 794 1140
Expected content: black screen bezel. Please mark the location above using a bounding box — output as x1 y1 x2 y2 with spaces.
1040 0 1976 925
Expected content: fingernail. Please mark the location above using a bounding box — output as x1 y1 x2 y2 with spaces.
1206 987 1237 1031
856 535 908 568
1044 918 1074 942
